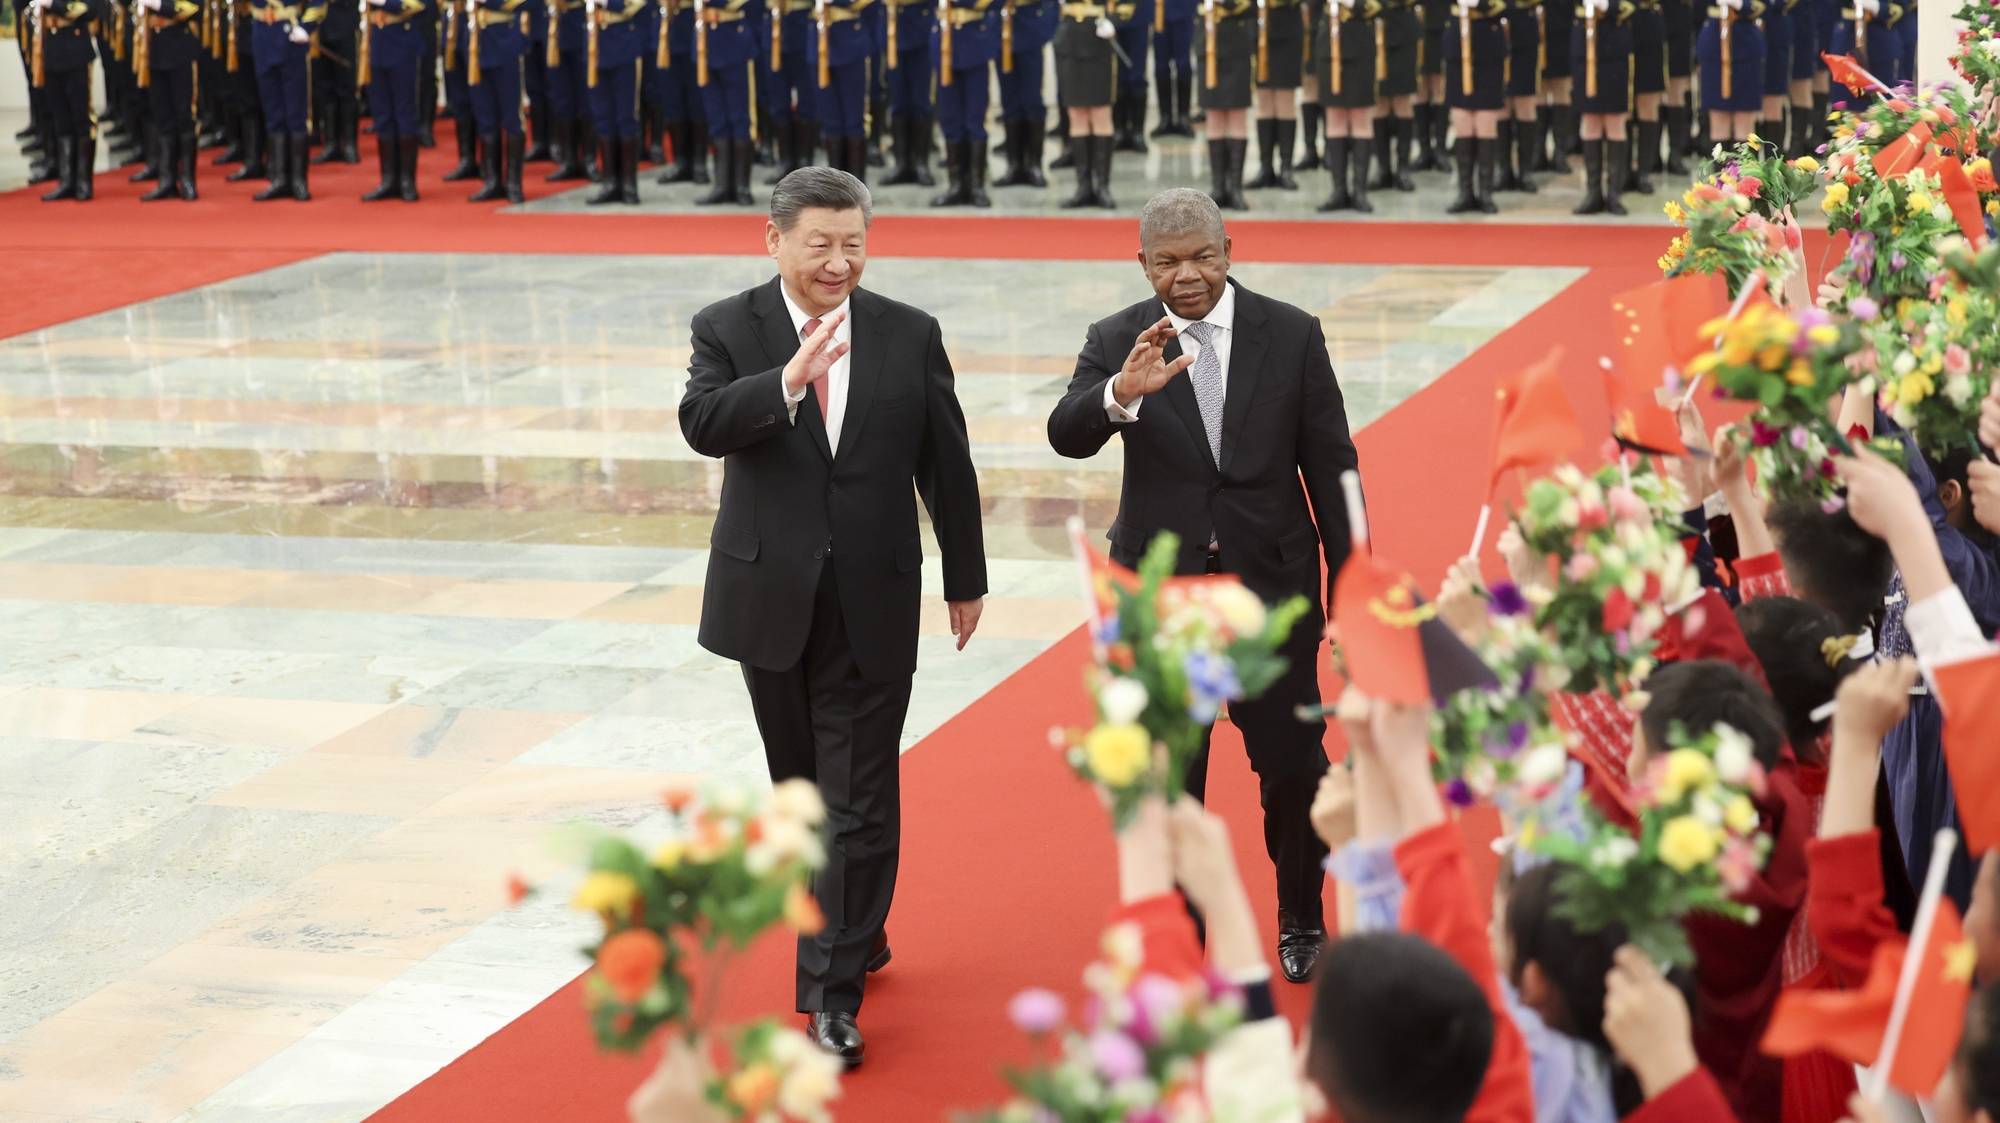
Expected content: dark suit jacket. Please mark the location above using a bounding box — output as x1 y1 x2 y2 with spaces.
680 277 988 683
1046 278 1359 616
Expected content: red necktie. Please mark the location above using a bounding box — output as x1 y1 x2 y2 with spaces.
801 318 829 422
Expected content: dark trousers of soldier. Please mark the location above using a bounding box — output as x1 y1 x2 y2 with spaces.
44 66 94 140
818 61 867 138
547 45 591 124
141 60 198 197
768 47 814 126
660 50 706 121
313 36 358 132
936 65 990 141
885 43 932 113
100 34 136 142
419 21 441 137
1152 16 1192 126
589 57 641 139
523 41 549 149
996 42 1045 121
257 53 311 133
372 60 422 136
701 60 756 139
150 62 197 130
472 58 526 134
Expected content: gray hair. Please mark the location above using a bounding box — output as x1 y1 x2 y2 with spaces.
769 167 874 232
1138 188 1226 250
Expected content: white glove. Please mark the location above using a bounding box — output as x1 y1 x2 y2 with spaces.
1094 13 1113 35
1858 0 1879 14
368 0 388 8
140 0 162 11
1456 0 1475 11
29 0 53 13
288 22 309 39
1591 0 1608 13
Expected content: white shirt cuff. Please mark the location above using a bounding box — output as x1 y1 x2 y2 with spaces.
784 378 806 424
1904 586 1994 676
1104 377 1141 423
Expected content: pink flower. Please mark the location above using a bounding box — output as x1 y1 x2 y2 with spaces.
1946 344 1972 376
1784 221 1804 251
1566 553 1601 583
1608 486 1648 524
1088 1030 1146 1082
1577 501 1609 532
1851 296 1880 321
1736 175 1763 198
1008 988 1067 1035
1719 837 1762 895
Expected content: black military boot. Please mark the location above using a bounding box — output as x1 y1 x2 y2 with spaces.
929 139 970 206
525 100 552 162
1389 114 1415 188
289 131 311 199
1573 136 1604 214
1062 133 1097 207
131 124 164 184
1491 119 1519 190
40 138 77 201
214 109 245 165
364 131 402 200
585 139 622 204
731 137 754 203
1092 126 1115 207
657 119 691 183
910 113 936 185
1207 138 1229 206
691 121 712 183
994 119 1028 186
141 128 179 201
176 126 198 199
508 132 528 203
1350 132 1372 212
695 136 737 204
1299 101 1323 169
1513 114 1539 193
445 115 481 180
547 117 588 180
313 101 342 164
1151 72 1176 137
1663 104 1690 174
1367 127 1393 190
1633 116 1660 193
1317 135 1350 211
470 131 505 201
1603 137 1628 215
398 136 421 200
228 121 267 181
1247 117 1279 188
1472 135 1499 213
73 136 96 200
254 132 293 199
868 94 889 166
763 117 796 185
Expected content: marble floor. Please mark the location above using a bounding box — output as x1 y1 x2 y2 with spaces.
0 251 1580 1121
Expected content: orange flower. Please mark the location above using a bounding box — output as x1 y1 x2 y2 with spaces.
742 817 765 846
505 873 532 906
1971 160 1997 193
727 1065 781 1114
661 784 697 814
1107 642 1135 670
596 928 666 1003
1937 104 1958 126
784 882 826 935
1692 183 1725 203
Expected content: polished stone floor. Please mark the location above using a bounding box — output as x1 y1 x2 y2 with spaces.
0 251 1579 1121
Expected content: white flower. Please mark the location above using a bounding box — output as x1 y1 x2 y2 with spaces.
1099 676 1150 725
1947 373 1976 407
1557 499 1582 528
771 1028 845 1122
767 777 826 826
710 782 756 817
1209 582 1268 637
1518 744 1568 790
1712 724 1755 784
1894 350 1918 377
1892 401 1918 430
1693 793 1726 827
749 813 824 873
1591 835 1640 869
1101 922 1145 971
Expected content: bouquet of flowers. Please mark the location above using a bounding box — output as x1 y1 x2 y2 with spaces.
1430 585 1576 808
1518 723 1775 968
550 779 842 1120
1695 140 1822 220
1868 240 2000 454
1511 463 1701 697
1659 178 1801 299
1062 530 1312 826
1953 0 2000 98
1821 89 1991 302
960 923 1251 1123
1684 301 1866 500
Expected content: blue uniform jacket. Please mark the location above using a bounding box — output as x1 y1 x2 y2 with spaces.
701 0 767 69
805 0 876 65
367 0 430 66
250 0 324 68
147 0 206 68
933 0 999 67
473 0 528 64
1011 0 1056 49
592 0 648 66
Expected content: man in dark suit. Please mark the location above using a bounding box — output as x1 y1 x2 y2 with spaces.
679 167 988 1069
1046 187 1359 983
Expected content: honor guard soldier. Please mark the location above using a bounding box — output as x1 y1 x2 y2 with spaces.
1194 0 1254 209
1570 0 1634 214
1780 0 1813 155
543 0 595 179
1312 0 1381 211
639 0 664 160
1109 0 1148 150
1755 0 1786 154
808 0 878 178
864 0 887 165
1053 0 1114 206
995 0 1056 185
1535 0 1568 169
880 0 936 184
695 0 765 205
1414 0 1446 166
441 0 480 179
221 0 271 182
466 0 530 201
585 0 647 202
521 0 551 159
1829 0 1904 97
360 0 425 199
654 0 714 184
1370 0 1418 190
928 0 999 207
1697 0 1764 143
1150 0 1195 134
249 0 321 198
100 1 141 172
309 0 360 163
29 0 109 201
1245 0 1300 190
763 0 818 180
137 0 203 199
1661 0 1692 165
1624 0 1663 192
1494 0 1538 192
1442 0 1505 213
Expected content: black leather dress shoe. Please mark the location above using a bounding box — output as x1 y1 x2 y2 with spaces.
866 931 892 974
1277 912 1327 984
808 1011 865 1069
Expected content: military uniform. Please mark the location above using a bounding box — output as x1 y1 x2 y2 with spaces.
1442 0 1506 213
221 0 270 181
1696 0 1765 116
653 0 713 183
584 0 647 201
465 0 529 201
31 0 109 200
1828 0 1900 104
1369 0 1419 190
1053 0 1114 204
441 0 480 179
1109 0 1148 148
1310 0 1380 210
249 0 322 197
880 0 936 183
1150 0 1196 134
139 0 204 199
308 0 359 162
762 0 817 178
1570 0 1634 215
1247 0 1304 190
996 0 1056 183
1194 0 1253 110
361 0 425 198
522 0 551 157
929 0 999 206
695 0 765 204
1624 0 1662 188
808 0 879 176
1491 0 1536 191
543 0 595 178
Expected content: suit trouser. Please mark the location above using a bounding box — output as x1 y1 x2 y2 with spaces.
742 563 912 1016
1153 15 1192 92
1183 549 1331 929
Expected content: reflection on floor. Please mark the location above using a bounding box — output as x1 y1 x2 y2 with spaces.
0 251 1578 1121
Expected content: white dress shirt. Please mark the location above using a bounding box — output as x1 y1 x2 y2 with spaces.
780 285 854 449
1104 283 1237 423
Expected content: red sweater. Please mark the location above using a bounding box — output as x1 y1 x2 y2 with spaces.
1395 821 1536 1123
1804 830 1905 987
1624 1068 1747 1123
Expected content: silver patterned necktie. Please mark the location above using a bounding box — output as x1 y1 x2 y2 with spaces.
1181 319 1224 465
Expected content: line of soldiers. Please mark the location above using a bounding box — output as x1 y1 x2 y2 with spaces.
13 0 1919 210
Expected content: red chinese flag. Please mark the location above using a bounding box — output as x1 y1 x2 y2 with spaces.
1487 347 1585 496
1934 650 2000 853
1920 153 1990 249
1332 553 1499 706
1762 902 1975 1097
1874 120 1936 181
1604 276 1726 455
1821 51 1887 95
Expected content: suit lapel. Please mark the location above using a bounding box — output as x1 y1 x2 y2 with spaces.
833 291 882 464
1156 310 1221 476
750 277 833 462
1219 282 1267 476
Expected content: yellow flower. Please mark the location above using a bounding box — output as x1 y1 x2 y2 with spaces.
1658 815 1722 872
1823 182 1851 213
1657 748 1716 803
651 840 686 870
1792 155 1820 172
1948 297 1968 329
1988 200 2000 219
1084 723 1151 787
1899 371 1935 406
1908 192 1936 215
727 1065 781 1114
572 870 640 917
1807 324 1841 346
1746 132 1763 146
1785 358 1814 386
1687 351 1722 376
1724 795 1759 834
1664 200 1687 223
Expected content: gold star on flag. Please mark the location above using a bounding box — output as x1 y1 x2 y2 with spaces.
1943 938 1978 984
